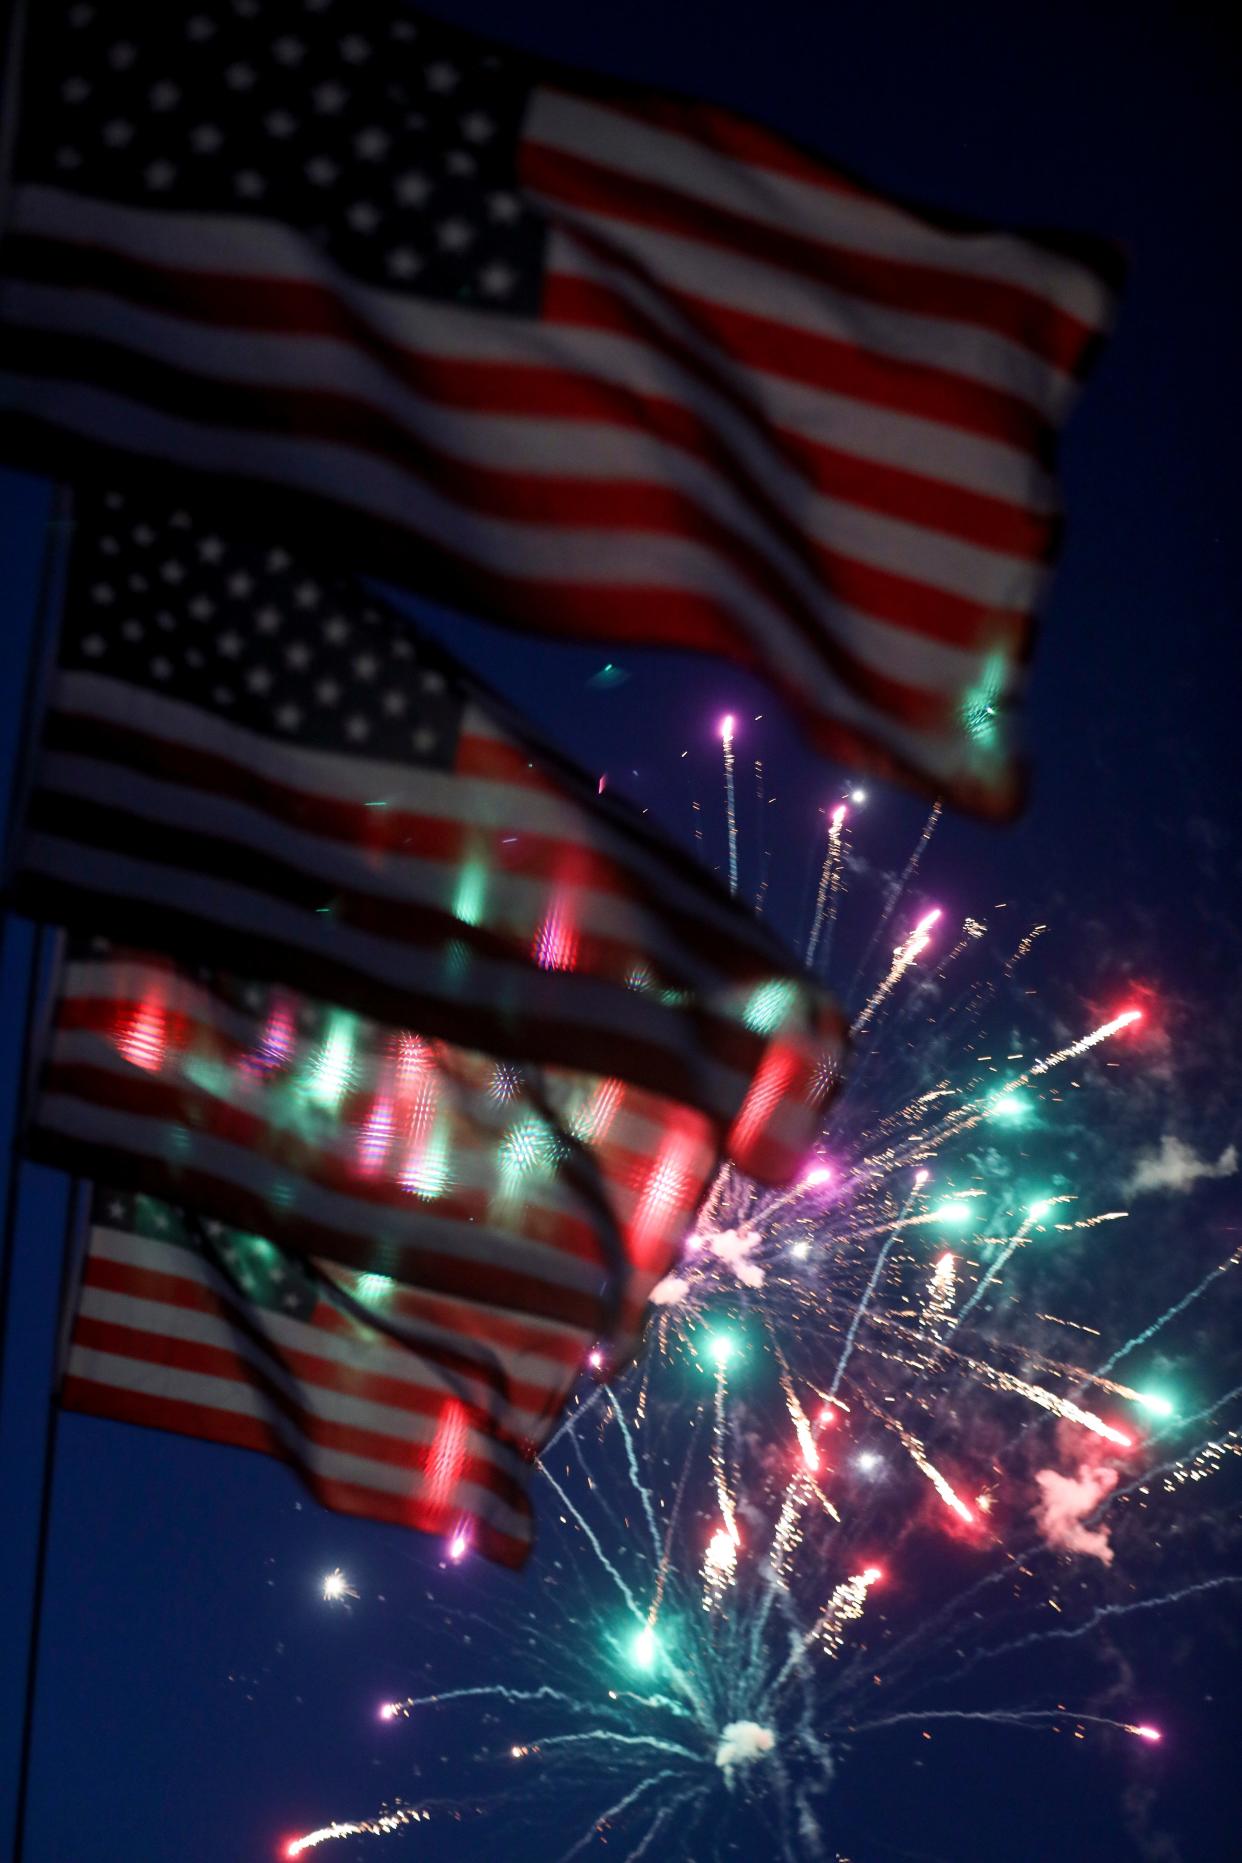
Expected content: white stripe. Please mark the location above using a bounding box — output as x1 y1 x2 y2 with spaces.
2 276 1040 619
0 375 980 784
29 834 755 1120
527 188 1077 418
46 671 785 960
90 1221 579 1392
67 1342 532 1540
528 89 1113 327
6 188 1058 505
78 1279 555 1443
40 1077 609 1302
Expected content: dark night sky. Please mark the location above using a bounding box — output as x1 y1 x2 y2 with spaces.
1 3 1240 1859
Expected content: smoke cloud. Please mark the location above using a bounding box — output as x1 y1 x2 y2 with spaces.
714 1720 775 1770
1032 1462 1118 1564
1125 1135 1237 1197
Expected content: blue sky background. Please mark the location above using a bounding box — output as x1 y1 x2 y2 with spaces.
1 3 1239 1858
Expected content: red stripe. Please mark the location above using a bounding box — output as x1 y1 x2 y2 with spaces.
524 137 1098 375
9 225 1049 561
61 1374 531 1566
84 1251 578 1417
1 414 1019 816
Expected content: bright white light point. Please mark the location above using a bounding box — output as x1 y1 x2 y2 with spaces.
792 1240 810 1260
631 1624 658 1668
719 713 734 742
914 1168 930 1187
715 1720 776 1770
856 1450 880 1473
587 1347 604 1370
511 1745 523 1758
935 1200 973 1224
379 1702 397 1721
862 1566 883 1584
1132 1724 1161 1742
321 1567 356 1602
803 1163 833 1186
934 1252 954 1277
1028 1200 1051 1221
448 1532 469 1562
850 787 866 803
1137 1391 1174 1417
708 1333 736 1368
831 803 846 829
818 1405 837 1426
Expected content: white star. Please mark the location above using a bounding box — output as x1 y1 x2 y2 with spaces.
267 548 291 572
488 191 521 223
101 120 134 148
273 36 305 63
478 261 516 298
412 726 438 754
82 633 107 656
225 63 256 90
460 111 494 143
445 150 476 178
255 607 282 632
160 560 186 584
293 581 321 608
245 666 273 693
315 678 341 705
99 537 119 554
187 596 214 619
198 537 225 562
386 247 422 279
394 170 431 206
391 17 417 39
355 126 389 159
312 81 347 112
437 218 474 252
67 3 94 24
234 170 265 199
90 581 114 604
420 669 446 694
425 61 458 92
353 652 378 679
155 611 177 631
322 616 350 644
218 631 242 657
151 656 174 680
381 690 407 715
340 34 371 62
150 81 180 110
275 703 303 731
56 148 82 170
121 619 144 641
344 714 371 741
61 76 90 103
107 1199 126 1221
306 157 338 186
226 572 254 598
108 42 136 70
285 642 313 670
132 525 155 545
347 201 380 233
265 110 297 138
213 685 235 705
126 574 149 592
190 124 222 153
185 15 215 41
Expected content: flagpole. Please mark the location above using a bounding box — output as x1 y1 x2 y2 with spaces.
10 1172 88 1863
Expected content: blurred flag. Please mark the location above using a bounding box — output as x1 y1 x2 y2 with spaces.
8 484 843 1182
0 3 1119 813
64 1187 544 1565
33 943 736 1560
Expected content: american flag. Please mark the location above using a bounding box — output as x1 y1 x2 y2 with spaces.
34 944 728 1565
9 483 843 1183
64 1187 545 1566
0 1 1119 814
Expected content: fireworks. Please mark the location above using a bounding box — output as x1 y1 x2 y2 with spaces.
284 775 1238 1859
320 1569 358 1604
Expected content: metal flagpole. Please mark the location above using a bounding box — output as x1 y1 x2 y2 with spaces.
11 1172 89 1863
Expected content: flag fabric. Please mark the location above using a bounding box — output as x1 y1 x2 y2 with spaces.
34 943 732 1564
7 483 844 1185
64 1186 544 1566
0 2 1119 815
